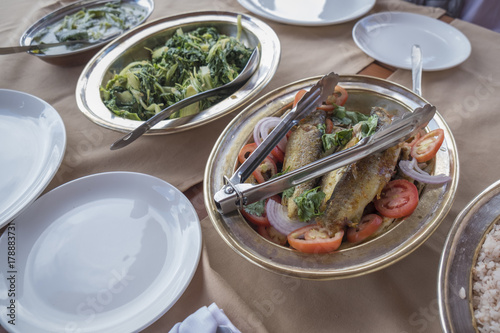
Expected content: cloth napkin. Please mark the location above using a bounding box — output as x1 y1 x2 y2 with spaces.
169 303 241 333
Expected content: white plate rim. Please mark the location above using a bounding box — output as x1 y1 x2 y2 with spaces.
237 0 376 26
0 171 202 333
0 89 66 229
352 11 472 71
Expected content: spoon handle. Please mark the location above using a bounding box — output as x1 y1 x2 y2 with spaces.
0 41 92 55
411 44 423 96
0 32 121 55
110 88 222 150
110 48 259 150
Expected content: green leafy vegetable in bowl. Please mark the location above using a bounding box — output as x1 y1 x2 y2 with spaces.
32 1 147 54
100 26 253 121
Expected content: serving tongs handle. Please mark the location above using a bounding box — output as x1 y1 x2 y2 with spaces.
214 104 436 214
227 72 340 185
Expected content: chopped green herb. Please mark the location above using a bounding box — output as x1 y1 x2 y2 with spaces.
322 128 353 151
243 200 266 217
317 123 326 135
331 106 371 125
358 115 379 138
294 187 325 222
282 187 295 200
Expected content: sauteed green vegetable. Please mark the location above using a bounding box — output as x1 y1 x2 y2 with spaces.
32 1 146 54
100 25 253 121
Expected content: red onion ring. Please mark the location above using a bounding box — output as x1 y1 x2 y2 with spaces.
266 199 313 235
399 159 451 184
253 117 287 152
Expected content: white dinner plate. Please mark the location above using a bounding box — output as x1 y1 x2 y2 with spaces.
0 172 202 333
238 0 375 26
0 89 66 228
352 12 472 71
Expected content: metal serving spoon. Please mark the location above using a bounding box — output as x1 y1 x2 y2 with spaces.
110 47 260 150
0 32 121 55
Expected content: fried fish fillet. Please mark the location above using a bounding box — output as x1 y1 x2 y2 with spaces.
316 106 400 233
319 133 360 211
316 145 401 233
281 109 326 219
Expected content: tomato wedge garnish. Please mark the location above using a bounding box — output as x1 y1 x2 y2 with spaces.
410 129 444 163
374 179 419 219
287 224 344 254
252 157 277 183
346 214 383 243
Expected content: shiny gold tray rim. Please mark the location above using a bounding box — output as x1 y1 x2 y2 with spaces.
204 75 459 280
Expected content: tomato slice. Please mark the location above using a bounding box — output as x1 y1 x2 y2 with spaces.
252 157 277 183
241 195 280 227
238 143 257 164
317 104 335 111
325 118 334 134
410 129 444 162
270 146 285 163
287 224 344 254
346 214 383 243
293 89 307 108
241 208 270 227
374 179 419 218
325 85 348 106
405 131 422 148
333 85 348 106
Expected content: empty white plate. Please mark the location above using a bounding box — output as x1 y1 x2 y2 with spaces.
238 0 375 26
353 12 471 71
0 172 202 333
0 89 66 228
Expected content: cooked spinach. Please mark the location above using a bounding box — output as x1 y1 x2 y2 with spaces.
100 26 253 120
33 1 146 52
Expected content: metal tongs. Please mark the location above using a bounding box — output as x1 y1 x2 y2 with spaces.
213 74 436 215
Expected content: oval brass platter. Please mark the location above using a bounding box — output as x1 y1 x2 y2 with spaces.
76 11 280 134
204 75 459 280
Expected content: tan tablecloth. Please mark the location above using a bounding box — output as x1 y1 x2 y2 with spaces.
149 5 500 333
0 0 383 194
3 0 498 332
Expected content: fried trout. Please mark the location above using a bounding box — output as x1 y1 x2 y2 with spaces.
316 107 401 233
319 132 360 211
282 109 326 219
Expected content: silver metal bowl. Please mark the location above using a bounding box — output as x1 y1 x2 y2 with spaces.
204 75 459 280
438 180 500 332
75 11 280 134
20 0 154 66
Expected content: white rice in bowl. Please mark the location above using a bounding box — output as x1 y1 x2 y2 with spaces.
473 223 500 332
